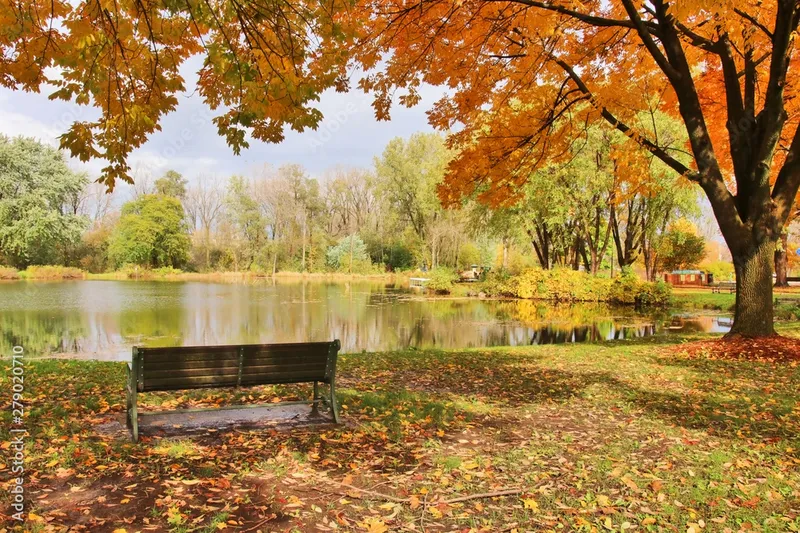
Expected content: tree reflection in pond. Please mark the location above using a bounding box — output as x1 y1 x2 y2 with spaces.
0 280 730 360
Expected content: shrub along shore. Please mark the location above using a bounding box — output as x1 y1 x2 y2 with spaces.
2 263 668 306
466 268 671 306
0 264 670 306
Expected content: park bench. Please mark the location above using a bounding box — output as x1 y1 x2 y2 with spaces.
126 340 341 442
711 282 736 294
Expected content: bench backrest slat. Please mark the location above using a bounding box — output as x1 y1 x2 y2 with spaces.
136 341 339 392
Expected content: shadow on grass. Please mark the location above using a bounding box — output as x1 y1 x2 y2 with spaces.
7 341 799 458
342 341 799 450
621 386 799 445
341 349 624 406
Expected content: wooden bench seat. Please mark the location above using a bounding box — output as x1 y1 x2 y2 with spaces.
126 340 341 441
711 282 736 294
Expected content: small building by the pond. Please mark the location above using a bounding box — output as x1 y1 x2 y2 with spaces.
663 269 710 286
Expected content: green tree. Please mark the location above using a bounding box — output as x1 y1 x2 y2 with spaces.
154 170 188 200
374 133 453 267
225 176 266 270
326 235 371 272
0 136 89 268
658 224 707 273
108 195 190 268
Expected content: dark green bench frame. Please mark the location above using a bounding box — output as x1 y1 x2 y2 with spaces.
126 340 341 442
711 282 736 294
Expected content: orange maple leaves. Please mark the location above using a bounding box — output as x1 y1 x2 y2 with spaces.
0 0 354 188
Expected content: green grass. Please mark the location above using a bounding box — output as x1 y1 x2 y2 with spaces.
12 265 86 280
2 334 799 531
672 288 800 320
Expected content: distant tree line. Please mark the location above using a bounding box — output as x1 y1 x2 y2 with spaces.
0 132 708 278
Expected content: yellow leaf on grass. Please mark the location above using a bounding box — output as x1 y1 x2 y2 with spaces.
621 476 640 492
522 498 539 510
361 517 388 533
181 479 202 486
642 517 656 525
112 530 127 533
596 495 611 507
409 495 421 510
28 513 44 522
216 523 227 530
45 459 59 468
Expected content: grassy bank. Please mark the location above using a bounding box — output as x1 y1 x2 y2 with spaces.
671 287 800 320
0 265 86 280
2 333 799 531
88 268 408 282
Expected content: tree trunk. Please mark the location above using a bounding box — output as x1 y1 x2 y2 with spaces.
729 240 776 337
774 231 788 287
205 227 211 271
643 246 657 282
348 233 354 274
301 216 307 272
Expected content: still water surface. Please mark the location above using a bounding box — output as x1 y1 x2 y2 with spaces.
0 280 731 360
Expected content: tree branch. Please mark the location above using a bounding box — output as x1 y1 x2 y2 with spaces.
553 57 698 181
497 0 659 34
619 0 680 80
734 8 773 40
771 120 800 224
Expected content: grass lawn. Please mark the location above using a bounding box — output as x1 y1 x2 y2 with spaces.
1 330 799 532
671 287 800 320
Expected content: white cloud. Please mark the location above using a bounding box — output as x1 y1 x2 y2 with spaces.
0 107 61 144
0 67 439 184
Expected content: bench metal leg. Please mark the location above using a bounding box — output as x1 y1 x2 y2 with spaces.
126 364 139 442
329 379 340 424
130 402 139 442
311 381 320 416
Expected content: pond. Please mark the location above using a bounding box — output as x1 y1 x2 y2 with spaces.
0 280 731 360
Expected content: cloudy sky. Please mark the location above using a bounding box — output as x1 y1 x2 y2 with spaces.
0 57 442 193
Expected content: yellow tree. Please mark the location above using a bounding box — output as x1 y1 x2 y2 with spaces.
353 0 800 337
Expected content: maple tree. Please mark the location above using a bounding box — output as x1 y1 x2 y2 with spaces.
3 1 799 336
350 0 800 337
0 0 352 187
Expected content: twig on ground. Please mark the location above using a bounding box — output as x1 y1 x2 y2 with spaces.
242 514 277 532
321 477 522 508
322 479 408 503
441 488 523 504
420 492 428 533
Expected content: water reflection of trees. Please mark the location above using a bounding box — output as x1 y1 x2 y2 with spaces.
0 280 724 359
0 312 88 355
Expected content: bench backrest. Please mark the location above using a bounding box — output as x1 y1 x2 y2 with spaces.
132 340 340 393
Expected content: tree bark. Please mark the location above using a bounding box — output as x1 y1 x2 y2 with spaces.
301 215 307 272
774 231 788 287
729 239 776 337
